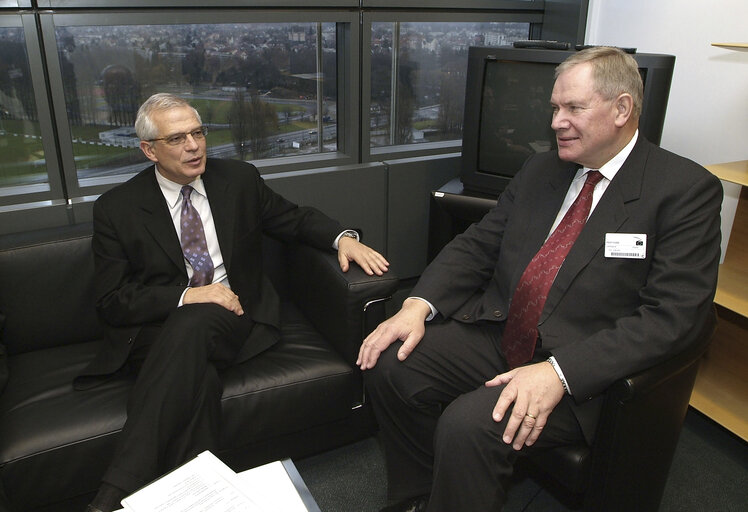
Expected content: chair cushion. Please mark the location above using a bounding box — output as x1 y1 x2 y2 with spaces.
0 301 357 509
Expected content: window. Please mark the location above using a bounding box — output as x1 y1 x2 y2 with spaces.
0 23 48 194
42 11 355 193
367 18 533 153
0 3 569 234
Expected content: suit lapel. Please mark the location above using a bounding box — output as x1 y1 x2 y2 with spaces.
137 168 186 273
540 138 650 322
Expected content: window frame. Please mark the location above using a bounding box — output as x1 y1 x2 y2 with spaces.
37 0 360 7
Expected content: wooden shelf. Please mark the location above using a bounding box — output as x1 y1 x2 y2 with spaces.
713 179 748 316
712 42 748 51
690 308 748 441
715 263 748 317
692 160 748 440
705 160 748 186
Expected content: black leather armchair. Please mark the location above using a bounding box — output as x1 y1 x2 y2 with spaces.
0 224 398 511
525 308 716 512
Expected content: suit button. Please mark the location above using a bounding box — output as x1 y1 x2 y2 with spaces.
493 310 503 318
128 337 134 344
462 314 471 321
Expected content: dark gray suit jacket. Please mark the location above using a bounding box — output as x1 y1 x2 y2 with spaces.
82 158 344 380
412 136 723 442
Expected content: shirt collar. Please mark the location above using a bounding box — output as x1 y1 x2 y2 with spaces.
154 165 207 208
580 130 639 182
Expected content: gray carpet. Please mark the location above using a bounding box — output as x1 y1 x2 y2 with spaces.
295 409 748 512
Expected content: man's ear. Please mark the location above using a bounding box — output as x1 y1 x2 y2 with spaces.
614 93 634 127
140 140 158 163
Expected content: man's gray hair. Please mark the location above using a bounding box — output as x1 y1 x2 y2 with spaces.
134 93 202 140
556 46 643 118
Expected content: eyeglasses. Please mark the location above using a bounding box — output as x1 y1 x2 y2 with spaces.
148 126 208 146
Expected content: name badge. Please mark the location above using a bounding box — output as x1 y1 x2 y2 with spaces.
605 233 647 259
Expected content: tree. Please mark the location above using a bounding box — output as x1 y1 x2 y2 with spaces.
247 92 277 159
394 55 417 145
229 89 250 160
437 48 465 139
228 89 278 160
101 65 140 126
183 42 206 92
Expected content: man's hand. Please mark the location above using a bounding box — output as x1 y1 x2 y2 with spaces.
183 283 244 316
357 298 430 370
337 236 390 276
486 362 565 450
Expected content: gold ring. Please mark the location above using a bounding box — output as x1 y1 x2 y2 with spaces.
526 412 537 419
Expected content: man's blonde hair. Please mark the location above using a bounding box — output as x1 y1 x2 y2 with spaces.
556 46 643 118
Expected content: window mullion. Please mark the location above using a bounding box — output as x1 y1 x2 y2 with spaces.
389 21 399 147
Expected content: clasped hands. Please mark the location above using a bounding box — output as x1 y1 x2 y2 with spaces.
184 283 244 315
357 298 565 450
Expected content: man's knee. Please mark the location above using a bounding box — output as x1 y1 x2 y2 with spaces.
435 386 504 452
363 342 403 389
363 341 428 404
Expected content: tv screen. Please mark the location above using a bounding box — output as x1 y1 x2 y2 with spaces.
477 60 557 179
461 47 675 197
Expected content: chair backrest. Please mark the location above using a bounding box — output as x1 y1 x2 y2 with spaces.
0 225 105 356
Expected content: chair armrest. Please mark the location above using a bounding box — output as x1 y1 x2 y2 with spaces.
284 243 399 364
606 307 716 403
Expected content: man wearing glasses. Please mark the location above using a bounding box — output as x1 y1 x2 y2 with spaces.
80 93 389 512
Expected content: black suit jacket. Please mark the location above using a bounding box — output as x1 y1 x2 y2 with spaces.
81 158 344 380
413 136 723 442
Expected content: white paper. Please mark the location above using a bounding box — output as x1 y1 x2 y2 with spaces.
120 451 264 512
237 461 309 512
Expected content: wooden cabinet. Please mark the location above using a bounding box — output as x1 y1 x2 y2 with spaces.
690 160 748 441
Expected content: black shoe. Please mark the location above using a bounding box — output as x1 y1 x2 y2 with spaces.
380 494 428 512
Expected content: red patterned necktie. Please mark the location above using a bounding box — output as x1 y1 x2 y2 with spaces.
501 170 604 368
180 185 214 287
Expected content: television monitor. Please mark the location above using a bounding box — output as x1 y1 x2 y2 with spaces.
460 46 675 197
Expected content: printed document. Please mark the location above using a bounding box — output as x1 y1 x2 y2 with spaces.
116 451 308 512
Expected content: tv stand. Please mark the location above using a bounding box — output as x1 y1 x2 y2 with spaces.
428 178 497 262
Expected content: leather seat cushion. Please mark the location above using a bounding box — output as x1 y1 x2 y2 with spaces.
0 301 356 507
